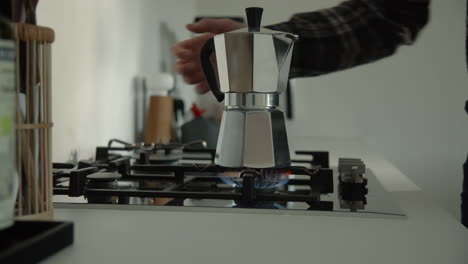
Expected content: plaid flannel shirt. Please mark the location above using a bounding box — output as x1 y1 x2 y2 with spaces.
266 0 430 78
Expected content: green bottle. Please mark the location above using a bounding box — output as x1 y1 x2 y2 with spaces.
0 16 17 230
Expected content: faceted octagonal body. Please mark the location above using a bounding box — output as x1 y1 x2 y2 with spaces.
215 108 291 168
214 29 295 94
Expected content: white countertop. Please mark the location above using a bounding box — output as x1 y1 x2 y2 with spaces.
43 137 468 264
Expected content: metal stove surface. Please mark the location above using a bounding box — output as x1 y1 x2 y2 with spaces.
53 145 405 219
54 168 404 219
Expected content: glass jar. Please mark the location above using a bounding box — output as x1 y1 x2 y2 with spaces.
0 16 17 230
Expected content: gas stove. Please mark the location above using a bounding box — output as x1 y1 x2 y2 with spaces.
52 139 405 218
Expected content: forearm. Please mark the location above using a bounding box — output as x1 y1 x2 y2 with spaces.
266 0 430 78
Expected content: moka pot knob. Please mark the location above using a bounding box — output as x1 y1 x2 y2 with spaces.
246 7 263 32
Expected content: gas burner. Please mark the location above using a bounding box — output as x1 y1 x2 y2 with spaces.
87 172 122 182
148 152 182 164
220 169 292 189
96 139 216 166
106 138 208 154
86 172 121 204
53 147 334 207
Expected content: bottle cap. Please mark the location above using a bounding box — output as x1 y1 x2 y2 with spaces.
191 103 206 118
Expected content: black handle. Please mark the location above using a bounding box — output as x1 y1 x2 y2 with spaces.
200 38 224 102
246 7 263 32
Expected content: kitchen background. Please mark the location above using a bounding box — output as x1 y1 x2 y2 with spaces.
37 0 467 220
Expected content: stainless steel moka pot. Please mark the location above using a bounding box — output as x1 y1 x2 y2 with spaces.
200 7 297 168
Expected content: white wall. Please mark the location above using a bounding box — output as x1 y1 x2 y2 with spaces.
37 0 197 162
196 0 468 218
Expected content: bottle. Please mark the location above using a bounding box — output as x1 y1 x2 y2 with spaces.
0 16 17 230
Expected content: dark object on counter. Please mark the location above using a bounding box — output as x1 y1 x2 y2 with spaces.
173 98 185 141
462 155 467 228
463 100 468 228
173 98 185 122
0 221 74 264
181 104 219 149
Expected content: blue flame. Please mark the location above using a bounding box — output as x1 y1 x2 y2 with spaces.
219 170 289 189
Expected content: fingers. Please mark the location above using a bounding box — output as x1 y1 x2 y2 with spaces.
172 33 213 89
187 18 246 34
172 18 244 93
171 46 193 61
186 19 215 33
177 33 214 52
182 71 206 85
195 81 210 94
175 60 201 75
186 19 225 34
171 33 213 62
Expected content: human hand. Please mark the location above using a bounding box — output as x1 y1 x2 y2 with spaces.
172 19 245 94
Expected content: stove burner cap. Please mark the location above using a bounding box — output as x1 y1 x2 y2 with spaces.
87 172 122 182
220 169 290 189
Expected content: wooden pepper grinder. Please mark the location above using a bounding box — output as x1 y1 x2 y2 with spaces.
144 72 174 144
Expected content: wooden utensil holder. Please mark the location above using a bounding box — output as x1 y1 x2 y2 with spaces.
13 23 54 220
144 95 174 144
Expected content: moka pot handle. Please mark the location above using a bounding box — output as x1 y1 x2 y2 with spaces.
200 38 224 102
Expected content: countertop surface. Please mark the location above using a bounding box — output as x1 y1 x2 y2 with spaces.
42 137 468 264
